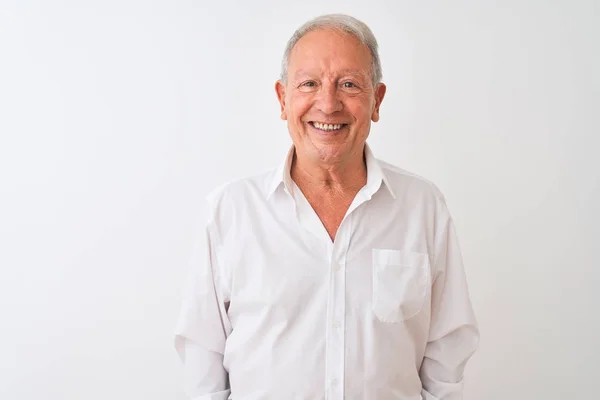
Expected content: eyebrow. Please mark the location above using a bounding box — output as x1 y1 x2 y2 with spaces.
293 69 368 79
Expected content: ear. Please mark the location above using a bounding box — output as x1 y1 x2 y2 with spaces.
275 80 287 120
371 83 387 122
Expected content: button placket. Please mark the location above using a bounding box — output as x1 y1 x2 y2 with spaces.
326 217 352 399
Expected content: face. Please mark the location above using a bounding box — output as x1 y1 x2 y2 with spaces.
276 28 386 166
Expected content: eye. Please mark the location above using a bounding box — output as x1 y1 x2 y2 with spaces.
300 81 316 87
342 81 357 88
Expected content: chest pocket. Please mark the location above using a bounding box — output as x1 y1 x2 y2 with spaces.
372 249 431 323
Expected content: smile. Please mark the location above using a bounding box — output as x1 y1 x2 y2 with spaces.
309 121 348 131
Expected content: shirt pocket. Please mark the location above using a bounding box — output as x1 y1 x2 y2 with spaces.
372 249 430 323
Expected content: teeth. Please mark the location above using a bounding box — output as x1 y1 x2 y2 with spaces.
313 122 343 131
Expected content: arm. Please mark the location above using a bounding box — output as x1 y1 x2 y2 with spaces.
420 200 480 400
174 214 231 400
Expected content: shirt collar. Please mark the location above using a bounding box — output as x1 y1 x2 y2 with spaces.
265 143 396 200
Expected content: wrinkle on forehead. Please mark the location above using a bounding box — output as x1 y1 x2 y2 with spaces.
287 28 373 83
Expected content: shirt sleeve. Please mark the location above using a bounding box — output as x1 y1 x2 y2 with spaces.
174 208 231 400
419 198 480 400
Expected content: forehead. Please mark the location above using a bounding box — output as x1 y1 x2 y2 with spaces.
288 28 372 77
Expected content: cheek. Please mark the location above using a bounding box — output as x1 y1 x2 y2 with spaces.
287 95 312 120
346 101 373 123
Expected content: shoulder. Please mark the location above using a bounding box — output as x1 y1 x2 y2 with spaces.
207 168 274 204
377 159 455 247
377 158 447 204
203 167 276 224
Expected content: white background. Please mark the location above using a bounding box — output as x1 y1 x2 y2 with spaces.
1 1 598 399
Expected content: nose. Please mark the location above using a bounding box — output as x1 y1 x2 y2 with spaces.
315 83 343 114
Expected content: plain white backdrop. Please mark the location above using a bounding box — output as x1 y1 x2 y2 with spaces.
1 1 598 399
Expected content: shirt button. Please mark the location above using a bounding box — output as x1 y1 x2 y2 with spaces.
331 378 338 386
332 320 341 329
334 263 342 272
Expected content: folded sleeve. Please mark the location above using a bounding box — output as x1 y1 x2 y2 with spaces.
174 206 232 400
420 198 480 400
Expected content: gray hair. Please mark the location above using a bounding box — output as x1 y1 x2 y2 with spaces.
280 14 383 86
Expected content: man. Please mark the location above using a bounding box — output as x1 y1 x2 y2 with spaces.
175 14 479 400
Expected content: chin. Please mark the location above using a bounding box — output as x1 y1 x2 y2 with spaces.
311 143 352 164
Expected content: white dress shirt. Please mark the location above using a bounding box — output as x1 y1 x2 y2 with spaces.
175 144 479 400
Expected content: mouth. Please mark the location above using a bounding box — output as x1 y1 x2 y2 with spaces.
308 121 349 133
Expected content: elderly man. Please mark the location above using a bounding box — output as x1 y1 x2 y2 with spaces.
175 14 479 400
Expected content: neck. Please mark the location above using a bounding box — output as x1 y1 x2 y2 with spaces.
290 146 368 194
